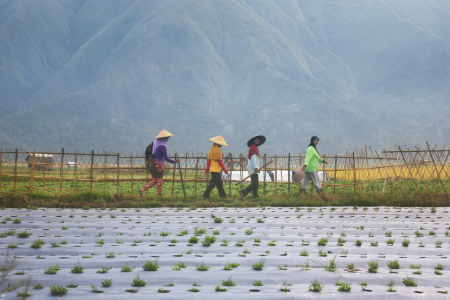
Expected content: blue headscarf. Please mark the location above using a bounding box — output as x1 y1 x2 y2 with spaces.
307 136 319 154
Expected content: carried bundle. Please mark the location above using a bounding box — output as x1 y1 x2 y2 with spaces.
291 166 305 184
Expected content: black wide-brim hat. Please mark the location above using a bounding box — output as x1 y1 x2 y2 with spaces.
247 135 266 147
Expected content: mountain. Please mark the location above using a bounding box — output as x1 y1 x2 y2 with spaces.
1 0 449 155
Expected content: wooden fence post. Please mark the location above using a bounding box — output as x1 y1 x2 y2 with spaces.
116 153 120 194
90 150 94 190
322 155 326 193
194 157 199 196
275 155 278 196
60 148 64 195
74 151 78 192
30 151 35 193
130 155 134 195
103 153 107 194
14 149 18 192
288 153 291 194
172 153 177 196
0 149 3 191
263 154 267 196
334 155 337 194
353 152 356 192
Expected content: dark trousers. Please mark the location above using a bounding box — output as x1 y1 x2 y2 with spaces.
203 172 227 198
241 174 259 198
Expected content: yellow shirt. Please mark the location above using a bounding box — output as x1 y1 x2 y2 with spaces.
210 159 222 173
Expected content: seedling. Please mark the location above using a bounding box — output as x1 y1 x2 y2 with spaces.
202 235 216 246
142 259 159 271
44 264 61 274
257 218 264 223
278 264 288 270
222 276 235 286
325 256 337 272
337 282 351 292
50 285 68 296
158 288 170 293
17 231 31 238
252 260 265 271
385 231 392 237
368 261 378 273
355 240 362 246
189 287 200 292
387 280 396 292
90 284 103 293
15 270 25 275
71 261 84 273
309 279 324 292
189 236 199 244
318 237 328 246
31 239 45 248
268 241 276 246
403 277 417 287
245 229 254 235
435 241 443 248
8 244 17 248
131 275 146 287
300 249 309 256
253 281 263 286
97 267 111 273
212 230 220 235
196 262 210 271
402 239 410 247
410 264 421 269
125 289 138 293
66 283 78 288
215 285 227 292
318 250 327 257
33 282 44 289
435 263 445 270
172 262 186 270
387 260 401 270
220 239 229 246
105 252 115 258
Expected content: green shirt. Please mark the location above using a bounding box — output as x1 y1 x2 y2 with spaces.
304 146 324 172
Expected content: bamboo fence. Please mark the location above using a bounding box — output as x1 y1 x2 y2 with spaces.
0 145 449 197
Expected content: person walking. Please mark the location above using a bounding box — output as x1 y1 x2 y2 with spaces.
203 135 229 198
140 129 180 197
301 136 328 197
240 135 266 199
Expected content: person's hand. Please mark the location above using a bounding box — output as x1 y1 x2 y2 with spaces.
175 159 181 164
254 168 260 173
224 171 228 175
324 161 329 165
302 165 306 171
205 168 209 174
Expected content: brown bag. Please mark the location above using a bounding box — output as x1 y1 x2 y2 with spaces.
292 166 305 184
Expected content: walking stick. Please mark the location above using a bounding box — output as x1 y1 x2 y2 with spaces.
176 154 187 200
235 160 274 185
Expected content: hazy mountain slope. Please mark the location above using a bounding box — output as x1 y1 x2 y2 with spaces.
0 0 449 155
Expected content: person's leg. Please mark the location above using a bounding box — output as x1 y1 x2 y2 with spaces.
310 172 322 193
300 172 311 194
156 178 163 196
251 174 259 198
142 176 157 192
240 177 255 198
203 173 218 198
213 172 227 198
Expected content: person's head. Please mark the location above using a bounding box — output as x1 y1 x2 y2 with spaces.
309 136 319 147
159 137 170 142
214 143 222 148
254 138 260 145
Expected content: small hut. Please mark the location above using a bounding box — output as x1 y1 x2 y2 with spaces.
26 154 54 171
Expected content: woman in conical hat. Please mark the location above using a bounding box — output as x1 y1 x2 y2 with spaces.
140 130 180 197
300 136 329 198
203 135 228 198
240 135 265 199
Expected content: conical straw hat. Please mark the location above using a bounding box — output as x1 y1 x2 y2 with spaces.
247 135 266 147
292 166 305 184
209 135 228 146
155 129 174 139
